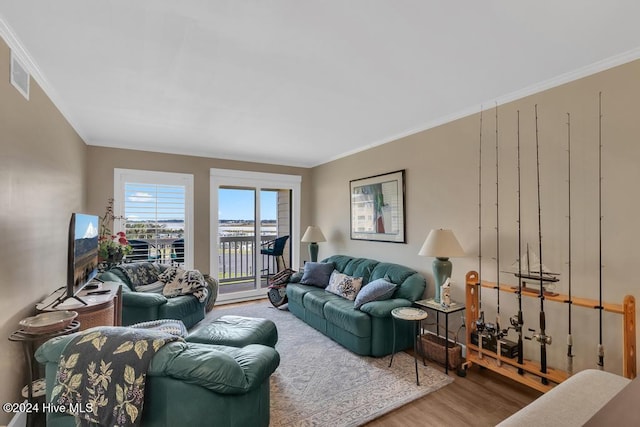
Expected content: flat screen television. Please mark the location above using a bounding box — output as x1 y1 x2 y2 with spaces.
55 213 99 306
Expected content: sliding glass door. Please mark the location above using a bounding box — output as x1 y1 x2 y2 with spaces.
211 169 301 303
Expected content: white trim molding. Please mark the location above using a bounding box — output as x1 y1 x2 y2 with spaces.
113 168 195 270
210 168 302 302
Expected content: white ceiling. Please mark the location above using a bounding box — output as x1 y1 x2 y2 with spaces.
2 1 640 167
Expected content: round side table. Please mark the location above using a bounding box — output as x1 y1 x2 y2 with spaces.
9 320 80 427
389 307 428 385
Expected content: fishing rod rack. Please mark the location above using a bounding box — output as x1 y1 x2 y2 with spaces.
464 271 636 393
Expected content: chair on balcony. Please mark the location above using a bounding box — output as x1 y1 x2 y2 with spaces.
260 235 289 279
171 238 185 265
126 239 155 262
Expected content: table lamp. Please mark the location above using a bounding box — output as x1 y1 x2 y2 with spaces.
418 229 465 302
301 226 326 262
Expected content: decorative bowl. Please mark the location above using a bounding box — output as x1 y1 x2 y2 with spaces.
19 311 78 333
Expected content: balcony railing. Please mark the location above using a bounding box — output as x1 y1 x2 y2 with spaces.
219 235 278 284
122 234 283 288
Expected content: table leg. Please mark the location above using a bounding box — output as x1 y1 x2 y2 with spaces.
389 316 397 367
418 319 426 366
413 320 420 386
445 312 449 375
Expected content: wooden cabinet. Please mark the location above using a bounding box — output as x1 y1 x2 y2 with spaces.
36 282 122 330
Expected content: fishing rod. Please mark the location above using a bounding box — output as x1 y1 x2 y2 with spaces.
528 104 551 385
509 110 525 374
566 112 574 375
494 103 504 366
476 107 486 359
597 92 604 370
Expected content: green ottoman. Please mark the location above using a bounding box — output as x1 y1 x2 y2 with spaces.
186 315 278 348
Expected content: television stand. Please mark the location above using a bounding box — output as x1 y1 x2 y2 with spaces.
51 293 87 308
37 282 122 330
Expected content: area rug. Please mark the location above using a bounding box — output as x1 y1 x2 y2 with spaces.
205 302 453 427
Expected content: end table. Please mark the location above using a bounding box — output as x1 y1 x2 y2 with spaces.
414 298 465 375
389 307 428 385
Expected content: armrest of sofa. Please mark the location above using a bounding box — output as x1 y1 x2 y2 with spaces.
497 369 630 426
359 298 413 317
149 342 280 394
35 335 73 364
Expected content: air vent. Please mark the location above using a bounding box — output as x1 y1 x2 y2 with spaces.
10 51 30 100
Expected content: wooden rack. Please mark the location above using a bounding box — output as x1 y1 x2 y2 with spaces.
464 271 636 393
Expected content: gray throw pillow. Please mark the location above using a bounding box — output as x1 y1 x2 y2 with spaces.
299 262 335 288
353 278 397 309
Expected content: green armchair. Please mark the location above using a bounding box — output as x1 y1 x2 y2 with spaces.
35 332 280 427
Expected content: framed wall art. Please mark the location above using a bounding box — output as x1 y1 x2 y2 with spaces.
350 169 406 243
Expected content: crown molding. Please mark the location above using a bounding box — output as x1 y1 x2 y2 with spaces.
317 47 640 168
0 14 90 144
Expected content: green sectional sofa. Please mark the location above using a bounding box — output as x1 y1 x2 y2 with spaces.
286 255 427 356
35 329 280 427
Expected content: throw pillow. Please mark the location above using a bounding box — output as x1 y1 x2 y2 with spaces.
115 262 161 290
353 277 397 309
158 265 182 284
326 270 363 301
161 267 209 303
299 262 335 288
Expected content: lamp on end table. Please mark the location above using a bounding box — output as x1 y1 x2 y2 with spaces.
419 229 465 303
301 226 326 262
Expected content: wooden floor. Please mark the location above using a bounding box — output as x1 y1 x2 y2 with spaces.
213 299 542 426
365 364 541 426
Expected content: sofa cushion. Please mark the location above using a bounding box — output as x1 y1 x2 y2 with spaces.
286 283 319 305
186 315 278 348
113 262 163 290
370 263 425 300
299 262 335 288
322 256 379 285
323 299 371 337
135 280 165 293
148 342 280 394
342 258 378 284
325 271 363 301
303 291 342 317
323 255 354 273
353 278 397 309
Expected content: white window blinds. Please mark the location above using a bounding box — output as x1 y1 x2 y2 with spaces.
114 169 194 269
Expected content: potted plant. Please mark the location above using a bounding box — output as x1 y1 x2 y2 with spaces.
98 198 131 270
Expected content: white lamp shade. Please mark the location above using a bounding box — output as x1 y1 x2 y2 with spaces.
418 229 465 258
301 226 326 243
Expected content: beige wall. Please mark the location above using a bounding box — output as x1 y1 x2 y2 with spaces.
85 147 312 272
311 59 640 376
0 40 87 423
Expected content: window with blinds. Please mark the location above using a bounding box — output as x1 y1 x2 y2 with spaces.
114 169 194 269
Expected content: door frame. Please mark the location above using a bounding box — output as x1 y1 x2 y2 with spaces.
210 168 301 303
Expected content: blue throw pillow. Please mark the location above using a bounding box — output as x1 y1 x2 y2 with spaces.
299 262 335 288
353 278 397 309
